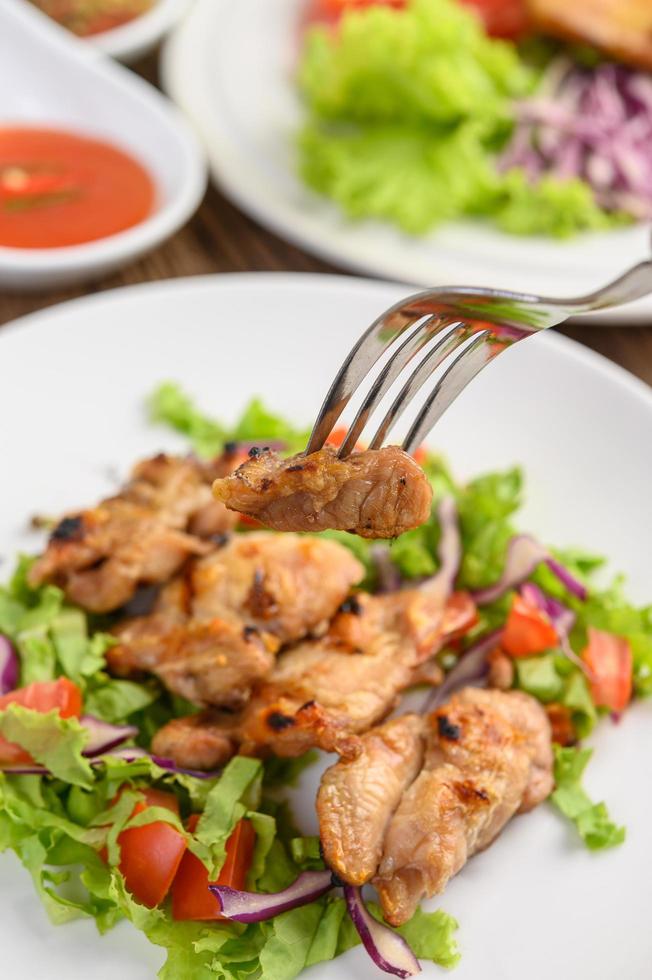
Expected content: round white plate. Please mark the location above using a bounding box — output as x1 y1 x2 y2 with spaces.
14 0 191 63
0 273 651 979
87 0 191 63
162 0 652 324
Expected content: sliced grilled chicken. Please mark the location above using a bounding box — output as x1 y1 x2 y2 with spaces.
108 533 363 707
374 688 553 925
212 445 433 539
150 588 476 768
28 452 241 612
318 714 425 886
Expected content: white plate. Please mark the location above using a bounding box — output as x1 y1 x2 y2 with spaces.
0 1 206 291
13 0 191 63
162 0 652 324
0 273 651 979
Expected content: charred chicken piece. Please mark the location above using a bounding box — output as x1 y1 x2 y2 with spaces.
318 714 425 887
212 445 433 539
108 533 363 707
150 588 477 768
190 532 363 643
28 452 243 612
526 0 652 71
374 688 553 925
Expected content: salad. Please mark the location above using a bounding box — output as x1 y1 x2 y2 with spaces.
296 0 652 236
0 382 650 979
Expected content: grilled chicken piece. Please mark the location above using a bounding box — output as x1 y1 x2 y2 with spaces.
212 445 433 539
150 588 477 768
153 710 238 770
109 533 363 707
28 452 242 612
190 533 363 643
374 688 553 925
318 715 425 886
526 0 652 70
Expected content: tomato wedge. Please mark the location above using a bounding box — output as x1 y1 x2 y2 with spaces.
172 815 256 921
114 788 187 909
501 593 558 658
457 0 530 38
582 627 633 712
0 678 83 766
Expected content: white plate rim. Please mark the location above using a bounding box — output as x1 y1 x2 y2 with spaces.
161 0 652 326
1 271 651 980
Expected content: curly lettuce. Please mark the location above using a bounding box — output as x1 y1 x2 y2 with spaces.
297 0 619 237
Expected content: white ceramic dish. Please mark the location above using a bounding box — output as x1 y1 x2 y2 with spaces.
0 1 206 291
83 0 191 63
0 272 651 978
13 0 191 63
162 0 652 325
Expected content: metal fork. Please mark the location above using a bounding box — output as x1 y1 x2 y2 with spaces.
305 259 652 458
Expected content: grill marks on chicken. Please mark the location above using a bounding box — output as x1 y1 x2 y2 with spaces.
212 445 433 539
108 533 363 708
28 453 241 612
375 689 553 925
318 715 425 887
150 587 477 768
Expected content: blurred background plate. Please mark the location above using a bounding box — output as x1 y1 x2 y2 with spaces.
1 272 651 977
0 1 206 291
84 0 192 63
162 0 652 324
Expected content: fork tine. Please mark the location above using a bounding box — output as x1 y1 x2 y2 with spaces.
402 331 493 454
368 322 472 450
305 307 427 455
337 314 454 458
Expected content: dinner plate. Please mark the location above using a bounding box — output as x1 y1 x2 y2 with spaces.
13 0 191 63
0 273 651 979
162 0 652 325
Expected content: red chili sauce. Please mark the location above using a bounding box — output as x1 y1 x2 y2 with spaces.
0 128 155 249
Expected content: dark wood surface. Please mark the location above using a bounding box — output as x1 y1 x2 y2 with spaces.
1 52 651 386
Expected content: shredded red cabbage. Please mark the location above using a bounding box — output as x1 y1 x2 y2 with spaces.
500 59 652 219
472 534 586 605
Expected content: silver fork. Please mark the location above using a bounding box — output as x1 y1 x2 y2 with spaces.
305 259 652 458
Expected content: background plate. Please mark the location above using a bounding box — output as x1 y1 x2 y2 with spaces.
162 0 652 324
0 273 651 978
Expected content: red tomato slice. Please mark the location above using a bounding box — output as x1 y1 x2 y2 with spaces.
0 678 83 766
501 594 558 658
172 815 256 921
114 788 187 909
457 0 530 38
582 627 633 712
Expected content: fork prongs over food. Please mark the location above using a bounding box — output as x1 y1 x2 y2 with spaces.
305 292 535 460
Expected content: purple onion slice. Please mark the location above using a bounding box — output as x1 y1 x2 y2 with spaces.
0 763 50 775
426 497 461 599
471 535 587 605
80 715 139 757
519 583 586 672
0 634 19 696
371 545 403 594
210 870 333 923
150 754 222 780
422 628 502 714
344 885 421 978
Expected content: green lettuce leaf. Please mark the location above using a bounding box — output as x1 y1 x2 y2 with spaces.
0 706 93 787
147 381 227 457
551 745 625 850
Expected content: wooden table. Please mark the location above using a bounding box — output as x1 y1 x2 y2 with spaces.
2 54 651 387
